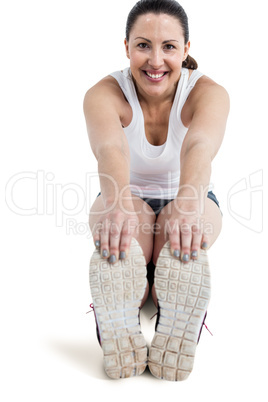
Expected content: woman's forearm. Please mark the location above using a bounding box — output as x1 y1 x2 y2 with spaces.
177 143 212 211
97 146 132 208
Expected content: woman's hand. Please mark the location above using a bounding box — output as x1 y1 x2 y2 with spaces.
165 199 208 262
92 200 139 264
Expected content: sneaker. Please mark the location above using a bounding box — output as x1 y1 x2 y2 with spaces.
89 238 148 379
148 241 211 381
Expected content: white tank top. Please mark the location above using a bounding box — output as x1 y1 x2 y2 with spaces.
109 67 204 199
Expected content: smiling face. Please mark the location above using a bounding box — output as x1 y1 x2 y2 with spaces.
124 13 190 102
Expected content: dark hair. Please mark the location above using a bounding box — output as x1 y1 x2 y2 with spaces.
125 0 198 69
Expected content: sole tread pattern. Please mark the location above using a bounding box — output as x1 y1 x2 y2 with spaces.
89 238 148 379
148 241 211 381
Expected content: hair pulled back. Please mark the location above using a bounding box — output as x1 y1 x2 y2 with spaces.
125 0 198 69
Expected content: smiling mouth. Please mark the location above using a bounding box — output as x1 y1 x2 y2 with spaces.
143 71 169 79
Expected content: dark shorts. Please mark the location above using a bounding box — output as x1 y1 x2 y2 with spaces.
141 190 220 217
96 190 221 217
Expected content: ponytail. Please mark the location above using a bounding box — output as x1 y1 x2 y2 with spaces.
182 54 198 70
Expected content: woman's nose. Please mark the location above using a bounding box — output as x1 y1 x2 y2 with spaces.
148 48 163 69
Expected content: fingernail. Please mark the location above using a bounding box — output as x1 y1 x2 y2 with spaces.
95 240 100 248
119 251 126 259
173 249 180 258
182 254 189 262
191 250 198 258
102 249 108 257
202 242 208 249
108 254 116 264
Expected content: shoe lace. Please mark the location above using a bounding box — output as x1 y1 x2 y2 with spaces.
203 322 213 336
150 311 158 320
150 309 213 336
86 303 94 314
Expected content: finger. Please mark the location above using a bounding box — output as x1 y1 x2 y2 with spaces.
190 223 202 260
166 219 180 258
100 218 110 259
119 222 133 260
108 219 122 263
119 216 138 259
180 221 192 263
201 234 209 251
92 221 102 249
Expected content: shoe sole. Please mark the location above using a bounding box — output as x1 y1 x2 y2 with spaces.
89 238 148 379
148 241 211 381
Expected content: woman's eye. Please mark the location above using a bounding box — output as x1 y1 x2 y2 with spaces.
138 43 149 49
165 44 175 50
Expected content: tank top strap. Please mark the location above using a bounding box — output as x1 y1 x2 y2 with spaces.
176 69 204 118
186 69 204 92
109 68 139 109
109 68 141 130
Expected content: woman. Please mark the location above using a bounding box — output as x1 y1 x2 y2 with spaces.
84 0 229 381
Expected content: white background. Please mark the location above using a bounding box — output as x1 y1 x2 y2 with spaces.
1 0 267 400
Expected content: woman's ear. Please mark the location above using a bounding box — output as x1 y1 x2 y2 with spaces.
124 38 130 59
184 40 190 61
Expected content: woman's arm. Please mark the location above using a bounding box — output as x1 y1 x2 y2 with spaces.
179 78 230 200
83 77 132 205
84 78 138 261
167 78 230 258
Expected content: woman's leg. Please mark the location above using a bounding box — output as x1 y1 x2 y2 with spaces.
148 197 222 380
151 197 222 305
89 193 156 261
153 197 222 264
89 193 156 305
88 194 157 378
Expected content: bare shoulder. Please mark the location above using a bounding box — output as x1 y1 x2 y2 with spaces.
182 74 229 128
190 74 230 110
84 75 122 99
83 75 131 160
83 75 128 118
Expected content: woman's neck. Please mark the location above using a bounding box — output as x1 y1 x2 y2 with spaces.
133 76 180 110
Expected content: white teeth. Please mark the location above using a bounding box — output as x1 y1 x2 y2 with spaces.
145 71 165 79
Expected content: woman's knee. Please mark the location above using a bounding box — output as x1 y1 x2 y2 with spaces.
131 195 156 263
203 197 222 249
150 196 222 263
89 193 156 264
